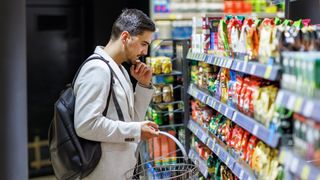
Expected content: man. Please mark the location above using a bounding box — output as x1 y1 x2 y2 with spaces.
73 9 159 179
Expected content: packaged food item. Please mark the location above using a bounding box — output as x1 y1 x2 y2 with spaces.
160 134 170 165
162 85 173 103
151 57 162 74
246 22 260 60
245 135 258 165
251 141 271 176
209 114 223 136
219 68 230 104
220 119 233 144
239 131 250 161
161 57 172 74
153 137 162 166
227 70 237 108
233 75 244 108
207 155 216 175
218 19 229 51
168 130 177 164
153 85 162 103
229 125 244 151
237 18 254 55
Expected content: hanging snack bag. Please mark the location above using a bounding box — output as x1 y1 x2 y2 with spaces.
161 57 172 74
162 84 174 103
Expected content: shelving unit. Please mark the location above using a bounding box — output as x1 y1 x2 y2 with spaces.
188 83 280 148
187 50 282 81
188 119 257 180
188 148 209 178
276 89 320 123
279 148 320 180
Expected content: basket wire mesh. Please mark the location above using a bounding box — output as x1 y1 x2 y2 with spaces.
125 131 199 180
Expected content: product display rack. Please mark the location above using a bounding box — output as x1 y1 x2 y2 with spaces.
187 50 282 81
141 39 190 165
188 119 257 180
188 83 280 148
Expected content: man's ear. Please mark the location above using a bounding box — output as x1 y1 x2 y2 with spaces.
120 31 130 44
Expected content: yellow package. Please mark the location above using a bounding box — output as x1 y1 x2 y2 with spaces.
161 57 172 74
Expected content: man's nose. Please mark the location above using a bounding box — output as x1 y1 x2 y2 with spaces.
141 47 148 55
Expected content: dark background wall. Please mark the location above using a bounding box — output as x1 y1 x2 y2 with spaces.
286 0 320 24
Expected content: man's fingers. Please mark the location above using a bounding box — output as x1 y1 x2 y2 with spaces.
147 121 159 130
135 63 143 73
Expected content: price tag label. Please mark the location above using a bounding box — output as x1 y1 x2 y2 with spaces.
290 158 299 173
212 101 217 109
223 59 228 67
207 139 214 150
220 58 224 66
304 101 314 117
239 170 244 179
225 156 230 167
264 66 272 79
294 97 303 112
197 129 203 140
236 61 241 71
287 95 296 110
301 165 310 180
242 61 248 72
225 108 229 117
252 124 259 136
218 104 222 112
232 112 238 122
227 59 233 68
250 64 257 75
214 57 218 65
275 90 284 106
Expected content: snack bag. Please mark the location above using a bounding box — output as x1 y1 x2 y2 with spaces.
245 135 258 165
233 75 244 108
229 125 244 151
227 70 237 108
246 21 261 60
240 131 250 161
220 119 233 144
220 68 230 103
218 19 229 51
237 18 254 55
251 142 271 176
162 57 172 74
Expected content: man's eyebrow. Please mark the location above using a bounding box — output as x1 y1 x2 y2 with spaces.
142 41 150 45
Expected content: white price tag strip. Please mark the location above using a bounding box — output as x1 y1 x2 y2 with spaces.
242 61 248 72
252 124 259 136
235 61 241 71
287 95 296 110
239 170 244 179
290 158 299 173
250 64 257 75
304 101 314 118
225 108 229 117
275 90 284 106
232 112 238 122
218 104 222 112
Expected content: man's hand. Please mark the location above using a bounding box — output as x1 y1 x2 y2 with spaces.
130 60 152 86
141 121 159 140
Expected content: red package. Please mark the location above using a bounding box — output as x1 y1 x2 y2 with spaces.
240 131 250 161
220 119 234 144
233 76 244 108
245 136 258 166
229 125 244 151
239 77 249 112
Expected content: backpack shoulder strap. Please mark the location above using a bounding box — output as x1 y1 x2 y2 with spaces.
71 54 124 121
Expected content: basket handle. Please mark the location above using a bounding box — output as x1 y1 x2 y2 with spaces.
158 131 188 161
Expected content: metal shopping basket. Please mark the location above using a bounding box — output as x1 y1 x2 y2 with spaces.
125 131 199 180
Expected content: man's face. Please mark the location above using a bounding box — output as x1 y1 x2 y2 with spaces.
124 31 153 65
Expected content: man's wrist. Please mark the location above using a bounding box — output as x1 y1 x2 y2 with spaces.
138 82 153 89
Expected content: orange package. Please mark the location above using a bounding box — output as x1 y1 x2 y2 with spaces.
153 137 162 166
168 130 177 164
160 134 170 165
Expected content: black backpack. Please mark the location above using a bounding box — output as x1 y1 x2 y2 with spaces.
48 55 124 180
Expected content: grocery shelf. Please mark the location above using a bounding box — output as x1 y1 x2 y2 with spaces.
158 123 184 129
188 120 257 180
188 84 280 148
153 70 182 76
187 50 281 81
188 148 208 178
151 100 184 107
276 89 320 123
279 148 320 180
